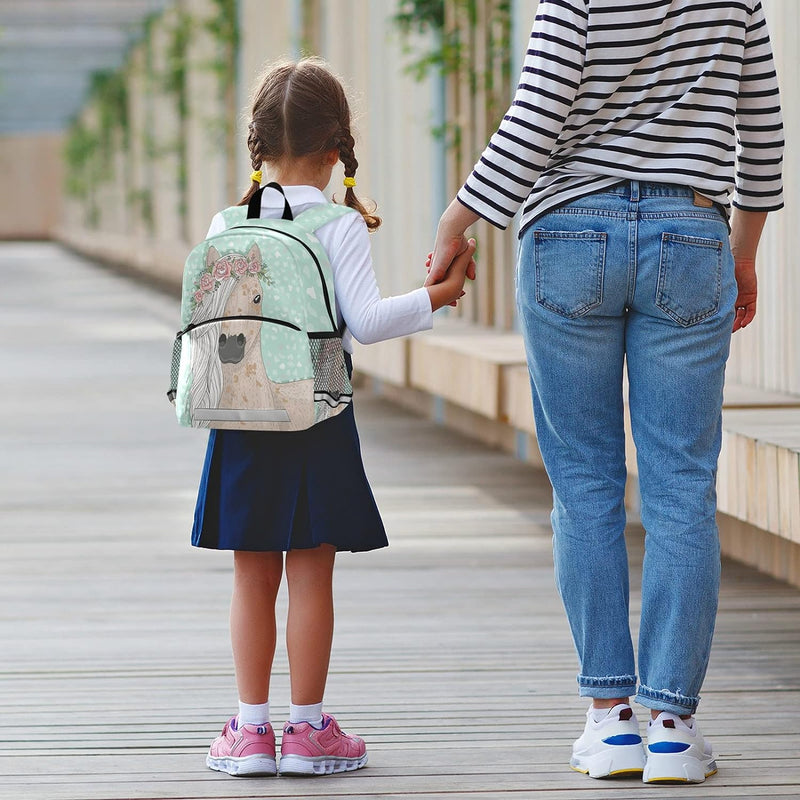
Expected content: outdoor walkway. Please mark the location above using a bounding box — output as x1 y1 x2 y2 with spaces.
1 241 799 800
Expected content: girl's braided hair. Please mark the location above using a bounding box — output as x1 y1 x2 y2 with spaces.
239 58 380 231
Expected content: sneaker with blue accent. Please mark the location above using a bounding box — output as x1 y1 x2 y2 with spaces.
570 703 646 778
643 712 716 784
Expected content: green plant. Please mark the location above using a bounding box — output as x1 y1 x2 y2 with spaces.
62 8 167 232
394 0 462 82
203 0 239 201
394 0 445 31
393 0 512 148
64 120 98 199
138 14 159 235
128 187 154 230
163 10 193 121
64 119 102 226
89 68 130 156
162 9 194 237
204 0 239 85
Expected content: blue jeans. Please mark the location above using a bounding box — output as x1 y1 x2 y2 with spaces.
517 181 736 715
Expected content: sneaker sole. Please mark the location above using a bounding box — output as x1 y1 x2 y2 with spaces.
643 753 717 784
278 752 368 776
206 754 277 777
570 744 646 779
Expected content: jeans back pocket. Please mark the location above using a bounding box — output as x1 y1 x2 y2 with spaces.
656 233 723 327
533 230 606 319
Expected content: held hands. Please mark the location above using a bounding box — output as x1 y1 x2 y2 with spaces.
423 199 481 311
424 238 477 312
732 257 757 333
425 234 476 287
426 199 481 287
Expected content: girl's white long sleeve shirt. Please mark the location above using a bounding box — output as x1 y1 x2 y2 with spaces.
206 185 433 352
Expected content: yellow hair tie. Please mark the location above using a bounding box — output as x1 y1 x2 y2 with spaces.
250 170 263 183
343 177 356 188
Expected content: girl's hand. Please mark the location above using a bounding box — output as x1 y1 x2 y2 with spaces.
427 251 467 307
425 239 477 311
732 258 757 332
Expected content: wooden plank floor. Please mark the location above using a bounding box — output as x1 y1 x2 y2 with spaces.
1 242 799 800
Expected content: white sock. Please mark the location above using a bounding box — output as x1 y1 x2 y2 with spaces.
590 703 627 723
590 706 612 723
238 700 270 727
289 702 324 728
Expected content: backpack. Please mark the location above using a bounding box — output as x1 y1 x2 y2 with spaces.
168 183 355 431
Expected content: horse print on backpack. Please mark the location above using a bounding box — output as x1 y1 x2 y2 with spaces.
169 194 354 432
182 244 316 430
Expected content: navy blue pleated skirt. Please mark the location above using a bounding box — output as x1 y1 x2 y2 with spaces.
191 360 387 552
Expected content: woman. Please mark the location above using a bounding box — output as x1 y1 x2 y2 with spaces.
428 0 783 784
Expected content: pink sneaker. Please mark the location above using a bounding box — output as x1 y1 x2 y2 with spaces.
206 717 277 776
279 713 368 776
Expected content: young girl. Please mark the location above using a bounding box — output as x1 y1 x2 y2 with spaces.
194 57 474 778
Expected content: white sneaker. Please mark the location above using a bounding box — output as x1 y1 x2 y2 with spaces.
570 704 646 778
643 712 717 784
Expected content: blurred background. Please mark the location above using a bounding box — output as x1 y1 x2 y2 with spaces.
1 0 798 585
0 0 530 318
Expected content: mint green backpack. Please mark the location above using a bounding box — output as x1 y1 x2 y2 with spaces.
168 184 355 431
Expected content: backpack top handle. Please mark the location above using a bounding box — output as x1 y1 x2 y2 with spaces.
248 182 294 221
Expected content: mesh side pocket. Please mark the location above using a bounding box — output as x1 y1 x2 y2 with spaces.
309 336 352 406
167 335 182 403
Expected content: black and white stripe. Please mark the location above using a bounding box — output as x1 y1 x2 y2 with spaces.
458 0 784 235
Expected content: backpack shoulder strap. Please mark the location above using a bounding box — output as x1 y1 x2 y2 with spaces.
218 205 248 230
293 203 356 234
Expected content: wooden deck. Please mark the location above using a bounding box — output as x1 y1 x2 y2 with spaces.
1 241 799 800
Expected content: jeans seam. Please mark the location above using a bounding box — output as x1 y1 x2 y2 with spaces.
549 208 629 219
639 210 725 221
578 674 638 688
627 213 637 307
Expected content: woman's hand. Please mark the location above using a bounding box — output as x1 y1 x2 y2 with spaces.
426 199 481 287
729 209 766 333
732 258 757 332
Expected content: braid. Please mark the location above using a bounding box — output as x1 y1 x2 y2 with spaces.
247 123 263 172
337 131 357 177
337 129 381 231
238 122 264 206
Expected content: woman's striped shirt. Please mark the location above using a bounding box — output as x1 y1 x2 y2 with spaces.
457 0 784 235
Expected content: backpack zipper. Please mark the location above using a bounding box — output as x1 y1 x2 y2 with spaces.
210 224 338 332
179 315 300 337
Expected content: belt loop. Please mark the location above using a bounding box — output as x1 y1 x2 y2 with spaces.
630 179 640 203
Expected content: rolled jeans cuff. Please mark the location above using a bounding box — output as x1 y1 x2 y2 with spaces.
577 674 637 699
636 685 700 715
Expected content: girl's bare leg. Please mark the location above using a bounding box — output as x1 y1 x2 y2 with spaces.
231 550 283 704
285 544 336 704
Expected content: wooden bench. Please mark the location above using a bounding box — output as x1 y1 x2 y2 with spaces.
717 406 800 585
